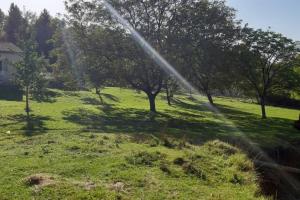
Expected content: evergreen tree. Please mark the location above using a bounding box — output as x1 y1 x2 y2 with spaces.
4 3 24 44
35 9 54 60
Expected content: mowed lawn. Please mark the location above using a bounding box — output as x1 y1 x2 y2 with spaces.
0 87 298 199
1 87 299 147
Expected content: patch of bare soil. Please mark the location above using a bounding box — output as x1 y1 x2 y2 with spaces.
25 173 55 190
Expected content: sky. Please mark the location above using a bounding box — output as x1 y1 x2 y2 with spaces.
227 0 300 41
0 0 299 41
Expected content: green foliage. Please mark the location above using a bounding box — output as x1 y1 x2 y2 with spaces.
15 40 48 116
4 3 25 44
35 9 54 61
233 28 299 118
15 41 47 89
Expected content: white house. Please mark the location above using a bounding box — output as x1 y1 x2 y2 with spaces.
0 42 23 85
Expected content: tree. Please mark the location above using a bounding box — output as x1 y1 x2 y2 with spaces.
4 3 24 44
80 27 121 104
234 28 298 118
175 0 240 104
0 9 5 40
35 9 54 61
0 9 5 33
66 0 181 112
15 41 46 119
50 20 83 90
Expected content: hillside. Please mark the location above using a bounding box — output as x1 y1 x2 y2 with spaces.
0 87 299 199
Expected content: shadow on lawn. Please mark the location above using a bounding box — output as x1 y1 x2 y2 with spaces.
11 114 52 136
214 103 300 144
81 93 120 105
62 98 300 146
62 103 233 144
33 90 61 103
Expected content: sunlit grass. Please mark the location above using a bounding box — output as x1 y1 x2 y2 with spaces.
0 87 298 199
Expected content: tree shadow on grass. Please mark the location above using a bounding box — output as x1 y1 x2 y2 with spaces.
63 97 300 147
213 103 300 146
172 98 213 113
62 105 232 144
102 93 120 102
10 114 52 136
81 97 102 105
33 90 61 103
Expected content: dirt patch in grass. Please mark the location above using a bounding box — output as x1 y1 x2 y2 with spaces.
25 173 55 188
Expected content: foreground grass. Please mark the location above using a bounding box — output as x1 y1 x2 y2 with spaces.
0 87 299 199
0 131 265 199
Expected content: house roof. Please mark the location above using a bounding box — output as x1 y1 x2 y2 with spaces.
0 42 23 53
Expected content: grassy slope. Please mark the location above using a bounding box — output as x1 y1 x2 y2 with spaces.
0 87 299 199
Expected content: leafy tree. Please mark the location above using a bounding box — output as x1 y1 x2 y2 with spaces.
175 0 240 104
80 27 121 103
234 28 298 118
50 20 83 90
35 9 54 61
15 41 47 119
66 0 182 112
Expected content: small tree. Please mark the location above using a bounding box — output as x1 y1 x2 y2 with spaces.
235 28 298 118
15 41 46 119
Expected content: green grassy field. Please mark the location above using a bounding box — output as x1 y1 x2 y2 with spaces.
0 87 299 199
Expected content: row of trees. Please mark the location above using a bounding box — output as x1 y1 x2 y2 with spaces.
0 1 299 119
65 0 300 118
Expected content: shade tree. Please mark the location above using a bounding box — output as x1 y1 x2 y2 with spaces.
233 28 298 118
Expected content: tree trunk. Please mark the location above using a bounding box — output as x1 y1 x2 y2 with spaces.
206 93 214 105
166 84 171 106
189 89 192 98
147 93 157 112
25 86 30 119
260 96 267 119
95 87 103 104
